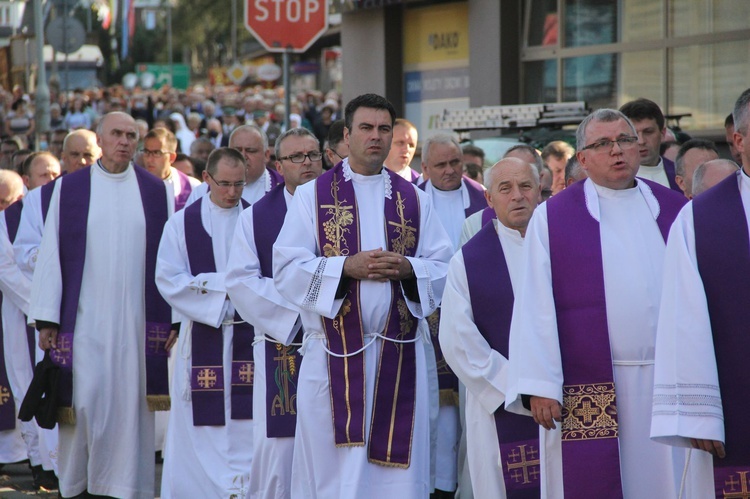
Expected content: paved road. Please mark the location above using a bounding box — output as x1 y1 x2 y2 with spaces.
0 460 163 498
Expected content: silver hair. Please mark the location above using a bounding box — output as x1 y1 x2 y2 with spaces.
274 127 318 159
421 133 461 166
732 88 750 136
575 109 637 150
484 157 540 189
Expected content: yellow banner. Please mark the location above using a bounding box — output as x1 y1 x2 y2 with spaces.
403 3 469 65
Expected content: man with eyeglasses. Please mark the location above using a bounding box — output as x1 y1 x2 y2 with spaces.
418 132 487 498
185 125 283 207
324 119 348 170
142 128 200 214
226 127 323 499
620 98 683 193
156 147 253 497
505 109 687 498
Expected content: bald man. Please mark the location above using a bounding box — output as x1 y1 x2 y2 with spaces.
691 158 740 197
60 129 101 174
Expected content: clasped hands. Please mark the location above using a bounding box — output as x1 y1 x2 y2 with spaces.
343 248 414 282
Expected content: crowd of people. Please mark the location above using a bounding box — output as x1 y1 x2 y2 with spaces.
0 83 743 499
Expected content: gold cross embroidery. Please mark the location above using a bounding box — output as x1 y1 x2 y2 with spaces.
388 192 416 255
197 368 217 388
56 335 73 366
505 444 540 484
574 399 602 425
321 180 354 257
238 362 254 384
0 386 10 405
147 325 169 354
725 471 750 498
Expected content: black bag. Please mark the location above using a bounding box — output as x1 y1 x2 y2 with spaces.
18 351 60 429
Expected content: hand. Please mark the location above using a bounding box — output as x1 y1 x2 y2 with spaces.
38 327 59 350
530 396 563 430
690 438 726 458
343 249 413 282
164 329 179 352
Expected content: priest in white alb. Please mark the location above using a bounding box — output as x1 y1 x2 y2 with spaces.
273 94 453 498
440 158 542 498
226 127 323 499
651 88 750 498
29 112 171 498
505 109 687 498
155 148 253 498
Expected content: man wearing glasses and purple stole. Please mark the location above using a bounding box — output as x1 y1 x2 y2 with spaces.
505 109 687 498
272 93 453 498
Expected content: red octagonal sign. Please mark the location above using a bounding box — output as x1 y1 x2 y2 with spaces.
245 0 329 53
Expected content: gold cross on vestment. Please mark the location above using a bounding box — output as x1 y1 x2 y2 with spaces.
147 325 169 354
574 399 602 425
0 386 9 405
238 362 254 384
197 368 217 388
505 444 540 484
725 471 750 498
387 192 416 255
56 335 72 366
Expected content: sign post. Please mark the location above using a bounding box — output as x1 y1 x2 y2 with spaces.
245 0 329 127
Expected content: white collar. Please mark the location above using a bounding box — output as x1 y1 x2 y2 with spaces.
583 177 660 223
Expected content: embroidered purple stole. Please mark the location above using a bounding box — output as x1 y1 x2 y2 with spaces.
4 201 35 367
481 206 496 226
252 183 303 438
316 163 420 467
55 165 171 418
547 179 684 498
173 169 193 212
184 197 253 426
421 178 487 405
463 222 540 498
662 156 683 193
692 172 750 497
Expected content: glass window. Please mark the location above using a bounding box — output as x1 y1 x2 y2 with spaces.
620 50 664 107
526 0 559 47
670 0 750 37
524 60 558 103
563 54 617 110
564 0 617 47
621 0 664 42
670 40 750 129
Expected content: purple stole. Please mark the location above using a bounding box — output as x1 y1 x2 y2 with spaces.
692 172 750 497
54 164 171 421
316 163 420 467
184 197 253 426
4 201 35 367
481 206 496 226
463 222 540 498
662 156 683 193
252 183 303 438
267 166 283 189
409 168 420 184
173 169 193 212
546 179 685 498
421 178 487 404
41 179 55 222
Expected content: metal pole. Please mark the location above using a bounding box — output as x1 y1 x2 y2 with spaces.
63 2 69 92
283 50 290 131
231 0 237 63
33 0 50 151
167 1 173 83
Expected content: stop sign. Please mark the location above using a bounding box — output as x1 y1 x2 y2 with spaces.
245 0 329 53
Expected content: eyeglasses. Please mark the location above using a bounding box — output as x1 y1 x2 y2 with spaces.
206 170 245 189
581 136 638 152
141 148 172 157
278 151 323 163
328 148 346 161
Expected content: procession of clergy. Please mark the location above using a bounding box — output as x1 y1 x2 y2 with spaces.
0 88 744 499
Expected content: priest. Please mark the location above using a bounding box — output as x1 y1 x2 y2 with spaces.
226 127 323 499
156 147 253 498
141 127 200 213
29 112 171 498
505 109 687 498
273 93 453 497
440 158 542 498
651 88 750 498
